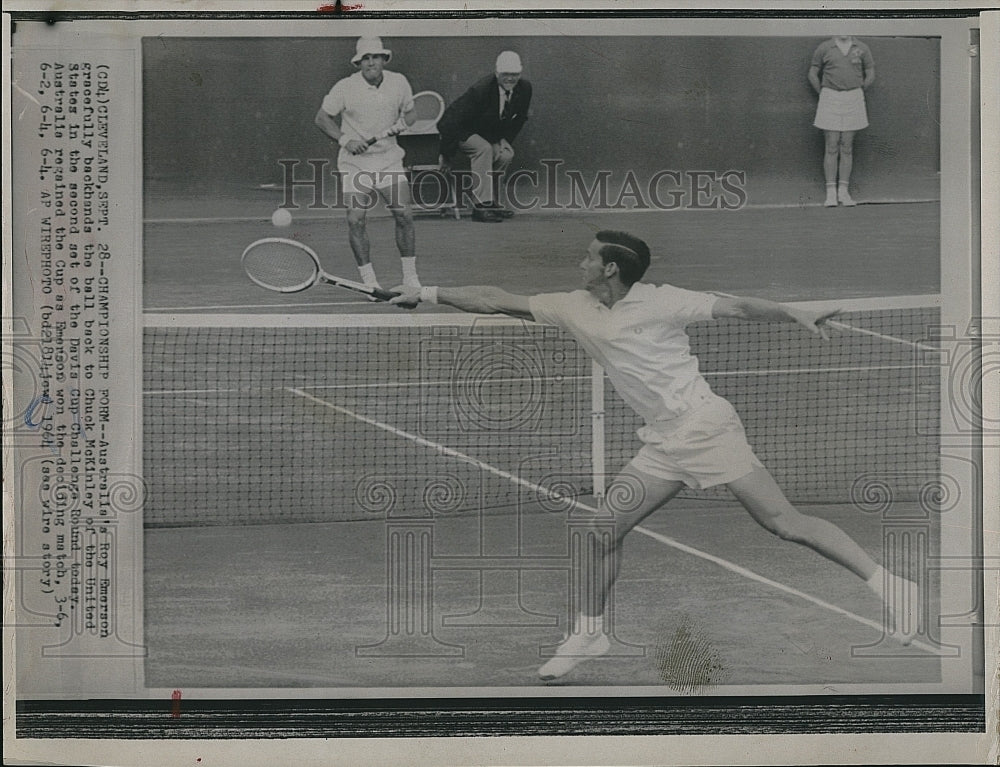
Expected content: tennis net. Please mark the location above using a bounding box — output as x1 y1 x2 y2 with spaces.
143 298 940 527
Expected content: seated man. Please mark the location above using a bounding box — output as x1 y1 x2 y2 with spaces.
438 51 532 222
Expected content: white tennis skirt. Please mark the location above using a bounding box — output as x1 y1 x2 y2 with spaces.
813 87 869 132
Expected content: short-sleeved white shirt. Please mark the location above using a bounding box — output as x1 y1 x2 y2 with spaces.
529 283 719 423
321 70 414 153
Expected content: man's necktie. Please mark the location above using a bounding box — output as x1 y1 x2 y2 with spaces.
501 90 512 120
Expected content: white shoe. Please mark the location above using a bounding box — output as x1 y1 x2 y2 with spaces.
537 632 611 680
824 189 838 207
838 187 856 207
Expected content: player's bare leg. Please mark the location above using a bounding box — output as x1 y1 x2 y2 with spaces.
538 469 685 680
822 130 841 206
727 465 916 644
346 195 379 288
836 130 857 205
379 177 419 287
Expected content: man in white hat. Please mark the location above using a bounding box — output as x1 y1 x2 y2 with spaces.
438 51 532 222
315 36 421 289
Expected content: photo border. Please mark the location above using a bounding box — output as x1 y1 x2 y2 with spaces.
4 4 996 764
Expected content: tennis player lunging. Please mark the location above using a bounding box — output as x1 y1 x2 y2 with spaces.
391 230 918 680
315 36 421 290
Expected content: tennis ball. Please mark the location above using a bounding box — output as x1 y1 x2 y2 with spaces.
271 208 292 228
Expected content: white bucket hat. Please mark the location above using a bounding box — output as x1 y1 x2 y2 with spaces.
495 51 523 73
351 36 392 65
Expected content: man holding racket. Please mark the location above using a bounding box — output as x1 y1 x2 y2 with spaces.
390 230 918 679
315 36 421 290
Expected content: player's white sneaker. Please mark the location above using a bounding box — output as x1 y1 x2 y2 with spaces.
838 186 856 206
537 632 611 680
824 187 838 207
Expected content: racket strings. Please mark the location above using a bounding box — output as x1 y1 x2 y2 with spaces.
243 241 319 291
412 93 443 122
404 92 445 134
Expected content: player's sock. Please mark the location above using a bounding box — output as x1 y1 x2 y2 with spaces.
358 263 380 288
400 257 421 288
838 183 856 206
866 566 918 646
571 612 605 635
824 184 838 207
537 613 610 680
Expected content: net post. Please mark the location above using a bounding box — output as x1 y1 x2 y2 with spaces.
591 361 606 504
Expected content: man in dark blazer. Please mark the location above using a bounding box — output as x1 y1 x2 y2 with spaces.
438 51 532 222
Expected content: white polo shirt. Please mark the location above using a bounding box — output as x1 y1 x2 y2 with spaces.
529 283 719 423
321 70 414 153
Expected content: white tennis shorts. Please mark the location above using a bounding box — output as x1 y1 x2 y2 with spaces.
813 87 869 132
338 143 408 196
630 395 763 489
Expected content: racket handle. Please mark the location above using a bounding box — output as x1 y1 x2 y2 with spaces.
365 131 397 147
369 286 400 301
366 120 407 146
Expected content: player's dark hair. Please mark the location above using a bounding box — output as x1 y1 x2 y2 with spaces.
595 230 651 286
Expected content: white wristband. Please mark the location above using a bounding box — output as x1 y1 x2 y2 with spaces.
419 286 439 304
337 134 352 147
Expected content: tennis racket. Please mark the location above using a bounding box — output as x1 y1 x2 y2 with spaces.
363 90 446 146
241 238 398 301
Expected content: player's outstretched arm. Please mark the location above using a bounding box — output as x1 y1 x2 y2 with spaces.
390 285 534 320
712 296 840 339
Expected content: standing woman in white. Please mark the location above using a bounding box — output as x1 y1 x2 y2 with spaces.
809 36 876 207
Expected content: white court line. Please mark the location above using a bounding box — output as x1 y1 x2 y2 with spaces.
712 291 940 352
142 296 940 327
146 301 372 312
288 386 565 502
143 363 923 397
143 199 940 225
144 374 587 396
289 385 937 655
634 526 938 655
828 318 938 353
